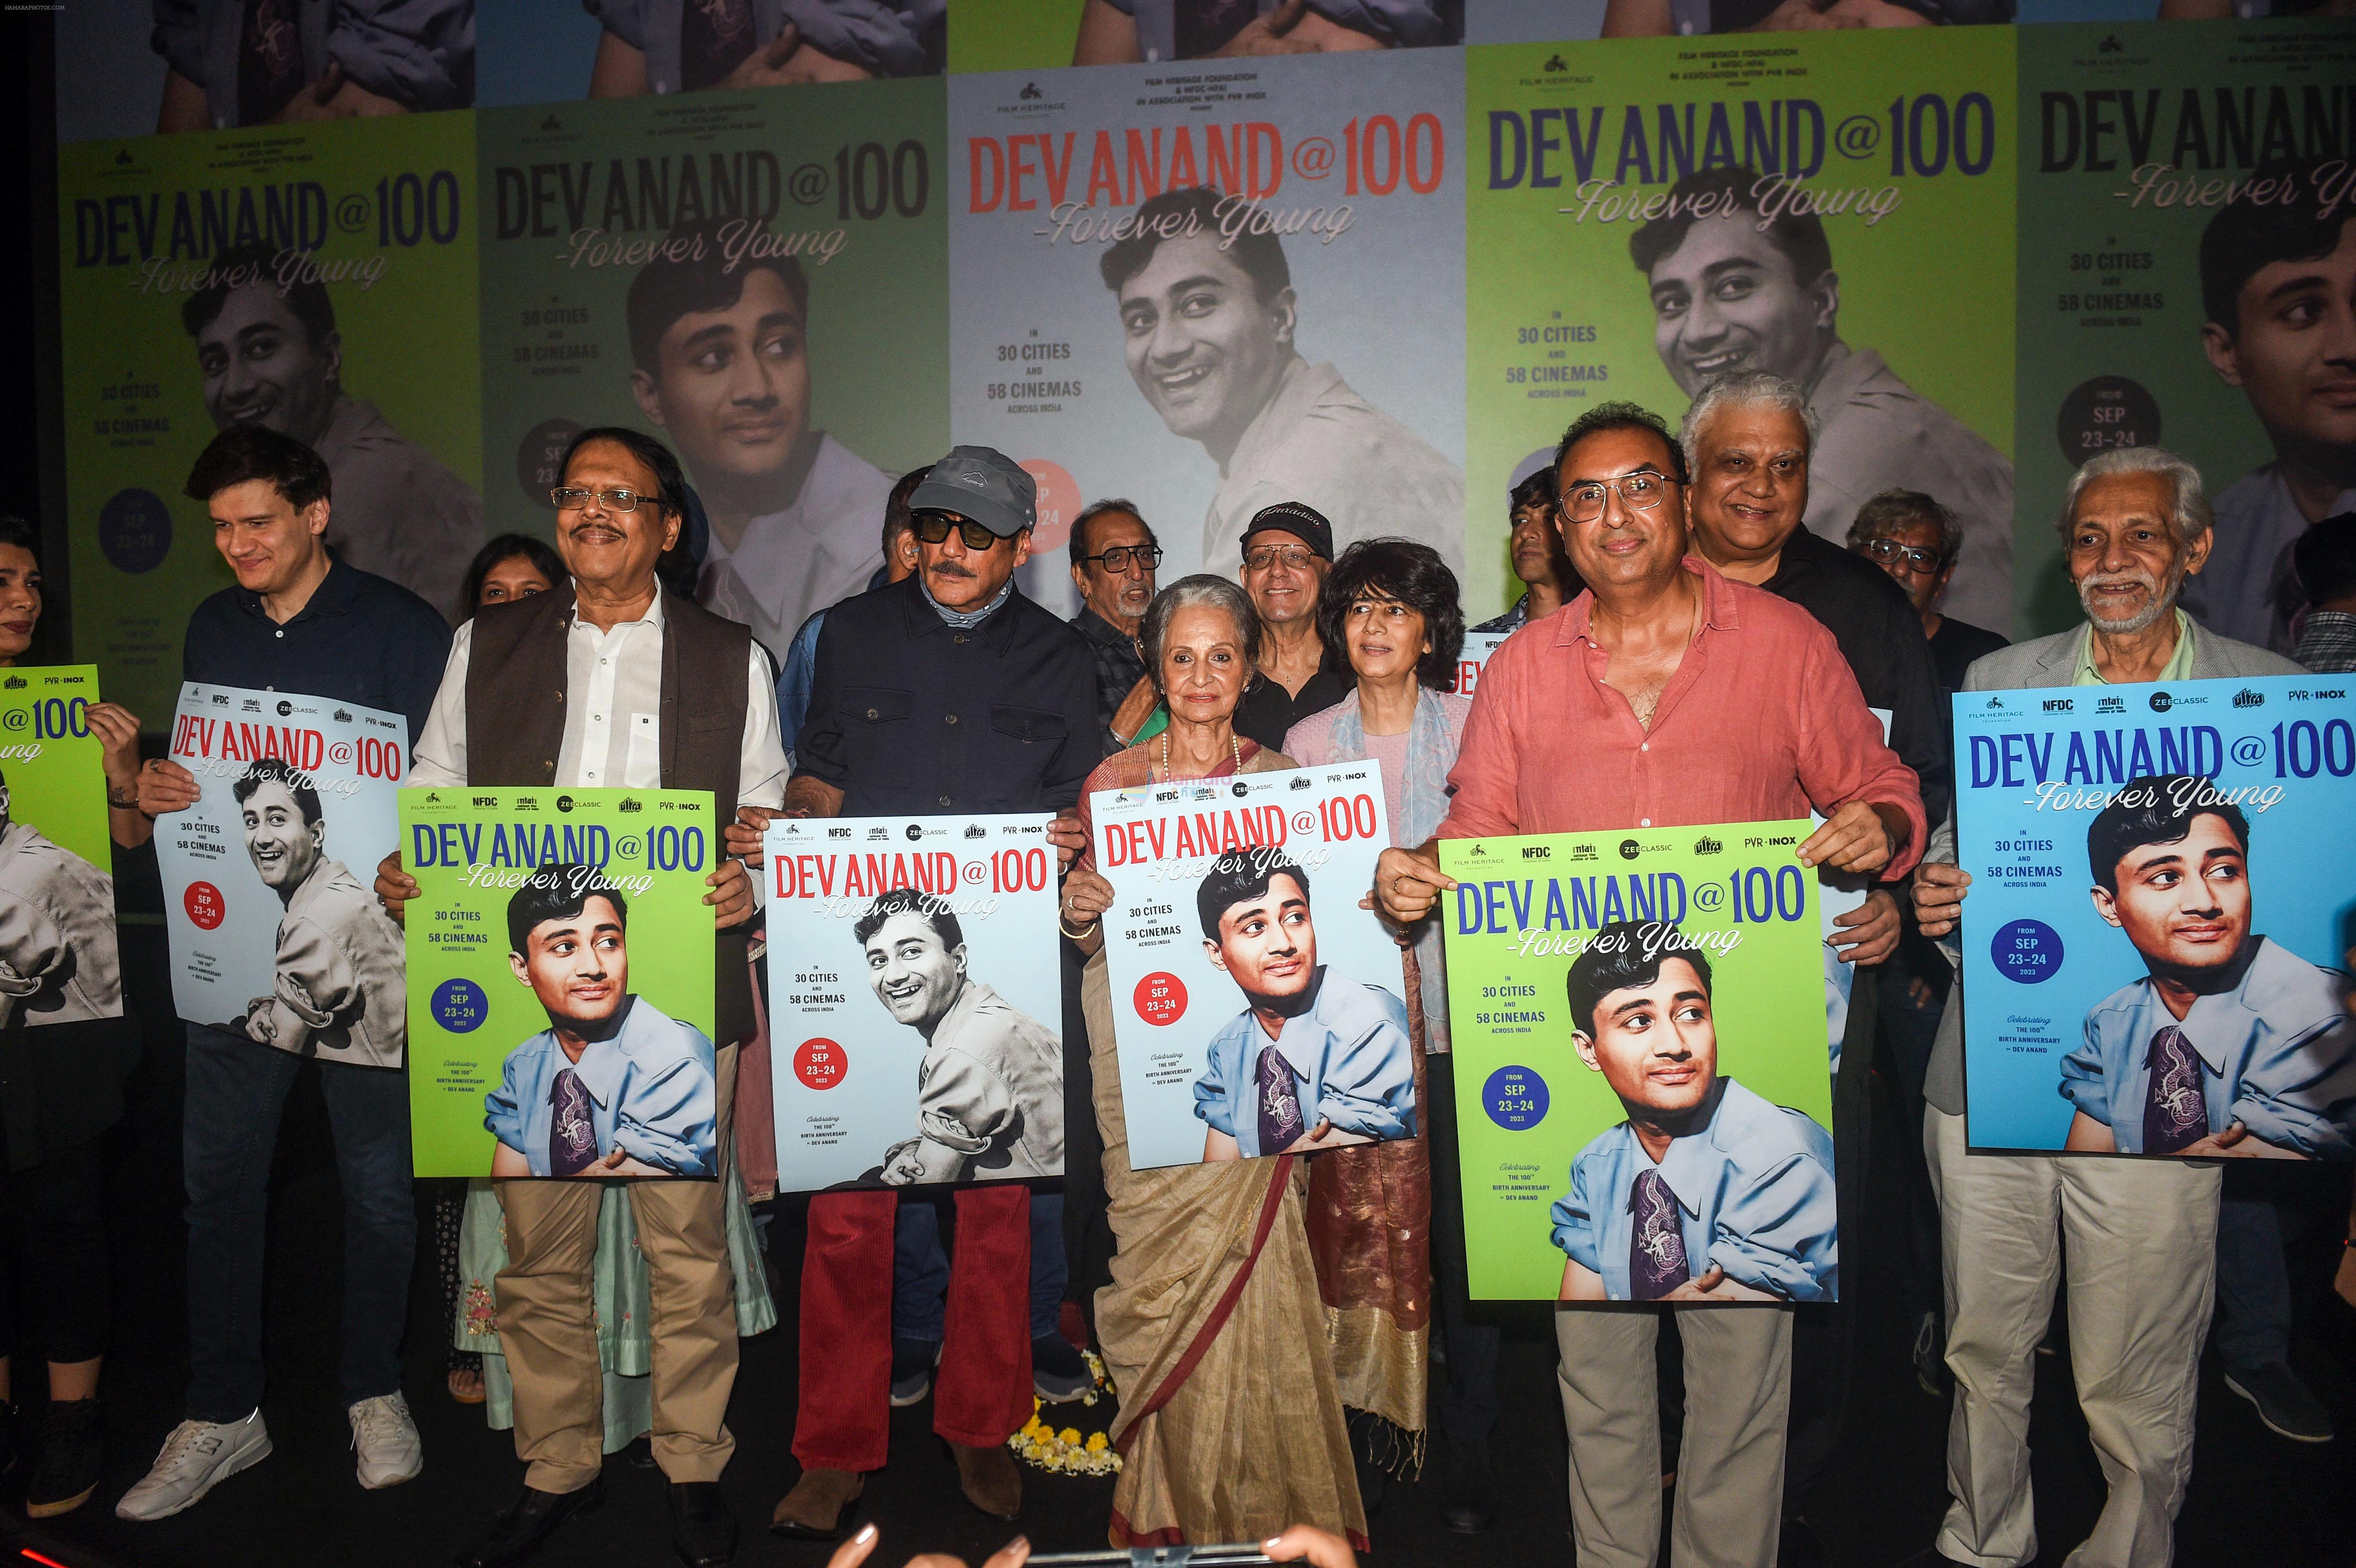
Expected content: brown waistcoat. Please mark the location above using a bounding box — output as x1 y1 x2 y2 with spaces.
463 584 757 1047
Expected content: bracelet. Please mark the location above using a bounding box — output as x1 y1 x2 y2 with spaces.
107 787 138 809
1058 914 1096 940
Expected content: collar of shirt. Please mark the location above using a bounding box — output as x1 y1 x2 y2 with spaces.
1259 967 1340 1080
1472 593 1530 634
1625 1077 1729 1217
894 574 1024 653
1555 556 1739 652
921 574 1014 629
2071 609 2195 686
568 585 664 638
546 996 653 1108
1074 605 1139 653
232 554 359 628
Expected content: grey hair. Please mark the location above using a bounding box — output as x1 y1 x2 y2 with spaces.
1679 370 1820 476
1069 497 1157 568
2058 446 2213 547
1138 574 1262 694
1848 489 1963 563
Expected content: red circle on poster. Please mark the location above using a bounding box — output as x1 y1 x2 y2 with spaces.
1019 459 1081 555
794 1037 846 1090
184 881 225 930
1133 971 1187 1027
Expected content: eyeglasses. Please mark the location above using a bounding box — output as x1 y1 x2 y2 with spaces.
1862 537 1945 573
1560 470 1671 523
913 513 1006 551
550 486 649 513
1080 544 1163 574
1243 545 1319 572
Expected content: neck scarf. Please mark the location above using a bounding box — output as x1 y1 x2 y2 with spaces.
922 576 1014 630
1327 685 1457 1049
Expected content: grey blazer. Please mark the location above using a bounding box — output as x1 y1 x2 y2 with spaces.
1920 616 2305 1115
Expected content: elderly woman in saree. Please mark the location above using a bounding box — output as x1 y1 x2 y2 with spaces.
1280 538 1468 1511
1058 575 1367 1550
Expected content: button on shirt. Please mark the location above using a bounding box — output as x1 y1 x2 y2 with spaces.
1439 558 1928 870
794 576 1097 815
180 557 453 751
409 589 787 806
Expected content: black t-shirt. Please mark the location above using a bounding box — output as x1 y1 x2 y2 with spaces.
1927 616 2010 699
1233 664 1353 756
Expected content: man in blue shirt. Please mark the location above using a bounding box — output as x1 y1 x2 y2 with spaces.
1549 921 1838 1304
486 867 718 1180
120 425 450 1521
1191 850 1415 1161
2059 779 2356 1159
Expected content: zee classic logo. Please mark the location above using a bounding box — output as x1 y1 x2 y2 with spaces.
2150 691 2172 712
276 700 293 716
556 795 575 812
1619 839 1641 860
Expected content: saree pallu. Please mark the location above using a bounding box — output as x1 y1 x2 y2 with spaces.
1079 741 1366 1550
1305 947 1433 1469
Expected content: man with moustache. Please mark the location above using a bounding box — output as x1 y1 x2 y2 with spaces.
383 425 781 1568
1905 446 2307 1568
181 242 482 618
1375 398 1923 1568
853 889 1062 1184
486 868 720 1180
1629 167 2014 633
747 446 1097 1538
228 758 404 1067
1848 490 2010 697
119 425 449 1522
1190 851 1415 1161
626 239 897 655
1676 369 1951 1562
1068 500 1164 755
1230 502 1351 752
1100 185 1463 578
2183 155 2356 654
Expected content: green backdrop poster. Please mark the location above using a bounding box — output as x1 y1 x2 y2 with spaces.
0 668 121 1027
404 787 718 1181
1440 823 1829 1301
1466 30 2018 632
2014 20 2356 643
58 114 484 718
476 78 950 656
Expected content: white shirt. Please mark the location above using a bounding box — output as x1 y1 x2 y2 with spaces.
410 589 787 810
695 432 893 658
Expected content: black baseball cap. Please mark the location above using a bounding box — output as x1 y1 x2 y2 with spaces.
1240 501 1334 561
907 446 1037 538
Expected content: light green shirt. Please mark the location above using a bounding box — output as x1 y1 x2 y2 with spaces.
2071 609 2197 686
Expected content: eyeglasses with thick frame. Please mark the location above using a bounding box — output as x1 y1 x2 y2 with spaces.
1079 544 1165 575
1861 536 1946 574
912 513 1007 551
1560 469 1673 523
550 486 650 513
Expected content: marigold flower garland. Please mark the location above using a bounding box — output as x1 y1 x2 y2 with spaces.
1007 1350 1121 1476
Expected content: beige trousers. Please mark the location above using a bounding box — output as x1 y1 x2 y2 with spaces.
1554 1305 1793 1568
496 1042 740 1493
1926 1107 2220 1568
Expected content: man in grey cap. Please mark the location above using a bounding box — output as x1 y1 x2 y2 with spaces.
735 445 1097 1540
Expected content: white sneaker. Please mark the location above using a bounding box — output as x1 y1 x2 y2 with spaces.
115 1411 273 1520
348 1393 423 1490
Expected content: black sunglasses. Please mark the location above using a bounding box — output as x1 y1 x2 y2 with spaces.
1079 544 1163 574
913 513 1007 551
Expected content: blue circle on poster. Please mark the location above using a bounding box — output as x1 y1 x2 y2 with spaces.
1481 1065 1549 1131
97 489 172 574
432 978 488 1033
1991 919 2063 984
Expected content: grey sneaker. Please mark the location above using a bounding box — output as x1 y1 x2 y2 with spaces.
115 1411 273 1520
349 1392 423 1489
890 1339 940 1407
2223 1361 2334 1443
1033 1334 1092 1404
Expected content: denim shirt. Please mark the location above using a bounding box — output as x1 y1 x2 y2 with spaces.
1550 1078 1839 1303
484 995 718 1176
2060 936 2356 1157
1193 966 1416 1157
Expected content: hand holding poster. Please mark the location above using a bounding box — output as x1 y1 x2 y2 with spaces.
1956 675 2356 1158
1093 762 1413 1171
763 813 1062 1192
404 788 719 1180
0 668 122 1028
1440 824 1833 1302
157 684 407 1066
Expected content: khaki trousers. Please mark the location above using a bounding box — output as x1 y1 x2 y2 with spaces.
1554 1305 1793 1568
1926 1107 2219 1568
496 1042 740 1493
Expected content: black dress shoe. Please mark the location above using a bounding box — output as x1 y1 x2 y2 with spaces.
457 1477 605 1568
669 1481 737 1568
1440 1452 1496 1535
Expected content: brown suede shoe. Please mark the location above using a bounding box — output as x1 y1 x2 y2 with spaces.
951 1441 1022 1521
770 1468 863 1540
